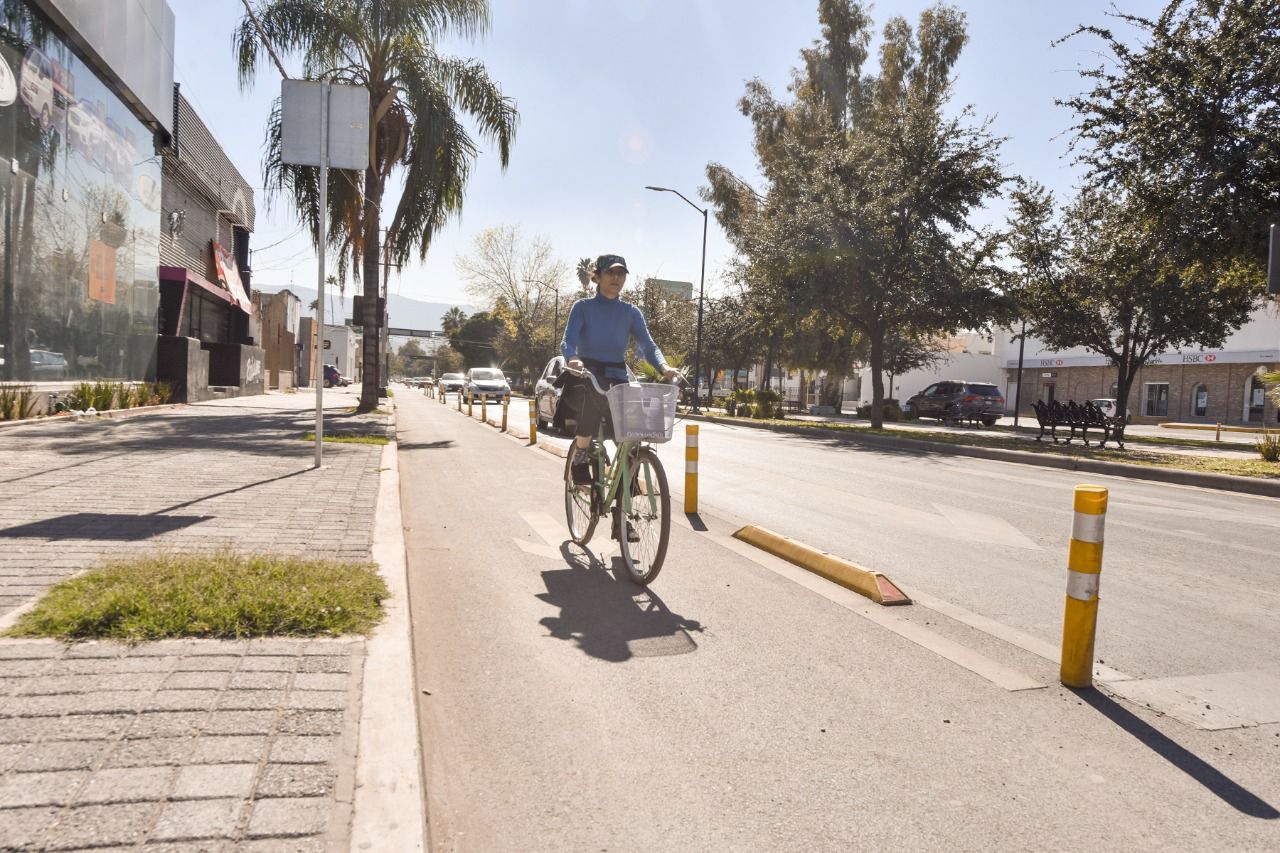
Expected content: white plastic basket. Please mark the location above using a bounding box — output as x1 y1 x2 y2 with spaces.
606 382 678 443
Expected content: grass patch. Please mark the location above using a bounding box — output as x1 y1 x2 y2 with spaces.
704 414 1280 480
301 432 388 445
3 552 388 641
342 406 391 415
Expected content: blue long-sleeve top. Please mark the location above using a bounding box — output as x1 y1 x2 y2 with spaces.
560 292 668 381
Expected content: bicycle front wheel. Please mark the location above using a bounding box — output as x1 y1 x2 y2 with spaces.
564 448 599 546
617 447 671 585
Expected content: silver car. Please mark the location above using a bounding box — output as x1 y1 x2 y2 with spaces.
464 367 510 401
533 356 574 432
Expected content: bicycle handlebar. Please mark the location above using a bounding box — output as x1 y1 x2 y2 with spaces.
563 365 687 395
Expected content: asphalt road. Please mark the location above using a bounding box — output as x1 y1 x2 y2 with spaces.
397 389 1280 852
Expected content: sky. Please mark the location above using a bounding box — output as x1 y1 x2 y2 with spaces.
170 0 1167 313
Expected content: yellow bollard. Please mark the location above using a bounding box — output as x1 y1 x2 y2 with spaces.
1060 485 1108 688
481 394 487 423
501 397 509 432
467 391 473 417
1215 421 1222 441
528 399 537 444
684 424 699 514
456 390 462 411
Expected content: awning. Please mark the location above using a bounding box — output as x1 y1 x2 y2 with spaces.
160 266 244 311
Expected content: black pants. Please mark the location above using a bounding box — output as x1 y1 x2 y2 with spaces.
575 376 623 440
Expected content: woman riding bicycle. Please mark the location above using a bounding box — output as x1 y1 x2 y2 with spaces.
561 254 680 485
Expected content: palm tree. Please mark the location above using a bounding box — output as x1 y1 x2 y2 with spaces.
441 306 467 337
234 0 518 411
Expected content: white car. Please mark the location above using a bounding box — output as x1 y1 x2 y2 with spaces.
19 47 55 129
68 99 104 149
1089 398 1131 423
464 367 511 401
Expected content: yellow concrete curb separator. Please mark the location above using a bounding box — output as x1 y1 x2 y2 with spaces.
732 524 911 606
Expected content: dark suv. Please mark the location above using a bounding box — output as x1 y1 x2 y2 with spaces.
904 381 1005 426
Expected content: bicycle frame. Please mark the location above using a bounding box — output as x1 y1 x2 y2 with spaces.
590 433 659 522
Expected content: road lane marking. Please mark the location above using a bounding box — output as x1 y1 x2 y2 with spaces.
906 592 1133 684
519 511 566 549
1104 670 1280 730
687 519 1044 692
933 504 1042 551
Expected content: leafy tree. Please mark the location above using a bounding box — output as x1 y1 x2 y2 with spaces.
455 225 566 377
436 344 466 374
705 1 1006 427
449 310 503 368
1007 181 1254 423
391 338 432 377
234 0 518 413
1058 0 1280 285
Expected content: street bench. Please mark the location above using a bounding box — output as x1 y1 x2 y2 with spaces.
1031 399 1126 449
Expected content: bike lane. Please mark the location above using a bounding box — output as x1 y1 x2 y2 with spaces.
395 389 1280 852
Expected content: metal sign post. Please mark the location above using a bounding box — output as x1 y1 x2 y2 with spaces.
280 79 370 468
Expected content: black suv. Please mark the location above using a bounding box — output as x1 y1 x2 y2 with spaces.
904 381 1005 426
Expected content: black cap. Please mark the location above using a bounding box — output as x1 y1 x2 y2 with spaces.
595 254 628 273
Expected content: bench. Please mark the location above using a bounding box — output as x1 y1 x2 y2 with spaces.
1031 400 1126 449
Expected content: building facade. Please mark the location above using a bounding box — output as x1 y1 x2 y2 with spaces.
251 287 300 390
322 323 361 384
0 0 172 398
157 86 261 401
1004 306 1280 426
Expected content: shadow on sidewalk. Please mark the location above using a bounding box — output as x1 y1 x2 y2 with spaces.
0 511 211 541
1078 689 1279 819
536 542 704 663
3 410 383 458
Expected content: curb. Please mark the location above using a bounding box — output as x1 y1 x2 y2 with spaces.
733 524 911 606
0 402 187 430
1159 421 1269 434
682 413 1280 499
350 435 427 851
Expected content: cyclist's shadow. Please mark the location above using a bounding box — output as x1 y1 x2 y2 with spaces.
536 542 704 662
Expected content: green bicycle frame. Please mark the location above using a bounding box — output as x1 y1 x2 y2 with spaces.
592 435 660 521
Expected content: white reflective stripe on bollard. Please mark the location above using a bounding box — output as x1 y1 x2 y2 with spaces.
685 461 698 474
1066 570 1100 602
687 433 699 448
1071 512 1106 543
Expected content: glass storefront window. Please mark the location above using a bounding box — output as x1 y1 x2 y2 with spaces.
0 1 161 383
1192 384 1208 417
1144 383 1170 417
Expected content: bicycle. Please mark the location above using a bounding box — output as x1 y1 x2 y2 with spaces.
562 366 682 585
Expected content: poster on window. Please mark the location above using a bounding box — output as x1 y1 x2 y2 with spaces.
211 240 252 313
87 239 116 303
1253 387 1266 407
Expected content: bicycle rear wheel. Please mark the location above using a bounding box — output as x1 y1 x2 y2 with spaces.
564 447 599 546
617 447 670 585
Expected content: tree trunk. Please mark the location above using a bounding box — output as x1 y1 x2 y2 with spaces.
358 166 383 413
798 369 807 411
761 339 775 391
869 324 885 429
819 372 843 408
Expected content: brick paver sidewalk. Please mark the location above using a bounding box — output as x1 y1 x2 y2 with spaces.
0 390 389 851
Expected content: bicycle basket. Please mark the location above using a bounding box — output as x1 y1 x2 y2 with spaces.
606 382 677 443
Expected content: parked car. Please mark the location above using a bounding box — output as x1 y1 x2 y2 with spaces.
438 372 465 393
464 367 511 402
29 349 67 380
323 364 341 388
1089 398 1131 423
903 380 1005 426
533 356 574 432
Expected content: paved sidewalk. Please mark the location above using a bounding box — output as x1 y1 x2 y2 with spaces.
0 389 395 852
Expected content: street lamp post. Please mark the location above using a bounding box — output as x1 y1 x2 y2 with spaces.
645 185 707 414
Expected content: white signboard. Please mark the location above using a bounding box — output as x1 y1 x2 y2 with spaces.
281 80 370 170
